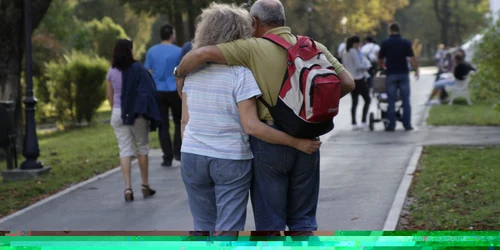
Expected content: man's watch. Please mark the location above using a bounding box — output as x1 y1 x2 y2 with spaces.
173 67 183 78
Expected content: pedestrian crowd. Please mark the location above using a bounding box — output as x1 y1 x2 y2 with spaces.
338 23 419 131
103 0 466 237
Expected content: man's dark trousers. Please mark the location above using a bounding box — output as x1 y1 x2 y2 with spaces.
386 74 412 130
249 132 320 237
158 91 182 162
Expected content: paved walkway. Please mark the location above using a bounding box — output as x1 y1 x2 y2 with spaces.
1 68 500 230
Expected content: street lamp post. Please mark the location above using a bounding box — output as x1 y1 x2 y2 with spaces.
20 0 44 170
307 3 313 37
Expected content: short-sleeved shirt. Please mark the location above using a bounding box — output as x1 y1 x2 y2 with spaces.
379 34 414 75
454 62 476 80
181 65 262 160
217 26 346 121
106 67 122 109
179 42 192 63
338 42 346 56
361 43 381 63
144 44 181 92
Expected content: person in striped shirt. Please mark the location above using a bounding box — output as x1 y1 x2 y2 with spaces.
177 3 321 236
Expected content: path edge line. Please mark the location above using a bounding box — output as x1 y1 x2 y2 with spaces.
0 160 136 225
382 146 423 230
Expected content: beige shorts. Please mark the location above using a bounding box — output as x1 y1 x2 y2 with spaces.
111 108 150 157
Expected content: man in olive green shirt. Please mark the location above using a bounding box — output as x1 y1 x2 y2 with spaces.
175 0 354 236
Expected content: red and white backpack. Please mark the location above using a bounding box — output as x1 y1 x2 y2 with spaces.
260 34 341 138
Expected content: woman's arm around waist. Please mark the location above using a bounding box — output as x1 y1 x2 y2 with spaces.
238 97 321 155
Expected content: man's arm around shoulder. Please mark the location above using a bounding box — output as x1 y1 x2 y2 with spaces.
175 46 226 96
177 46 226 77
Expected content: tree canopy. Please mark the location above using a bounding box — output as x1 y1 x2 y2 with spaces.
121 0 248 45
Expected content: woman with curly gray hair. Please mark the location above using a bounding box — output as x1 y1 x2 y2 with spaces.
180 3 320 235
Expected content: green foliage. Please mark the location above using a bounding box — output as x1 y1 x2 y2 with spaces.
494 102 500 112
122 0 247 45
74 0 156 59
44 51 110 125
35 0 91 52
85 17 129 61
471 18 500 102
391 0 489 59
20 73 56 124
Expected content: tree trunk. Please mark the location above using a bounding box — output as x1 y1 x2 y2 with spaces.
433 0 451 46
0 0 52 149
185 0 196 40
166 1 174 25
1 1 26 150
172 0 185 45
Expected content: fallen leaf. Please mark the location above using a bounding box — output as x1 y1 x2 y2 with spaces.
351 217 359 221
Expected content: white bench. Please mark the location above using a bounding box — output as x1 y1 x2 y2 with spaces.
445 75 473 105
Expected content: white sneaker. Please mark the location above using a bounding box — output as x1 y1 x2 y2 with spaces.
361 123 369 130
352 124 360 131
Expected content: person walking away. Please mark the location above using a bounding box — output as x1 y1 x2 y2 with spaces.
434 44 446 81
145 24 182 167
175 0 355 237
425 53 476 105
337 37 347 63
378 23 419 132
179 3 321 236
361 36 380 91
106 39 162 201
410 39 423 71
179 41 193 62
343 35 371 130
412 39 423 58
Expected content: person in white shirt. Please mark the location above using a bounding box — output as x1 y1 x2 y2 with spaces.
337 37 347 63
361 36 380 90
342 35 371 130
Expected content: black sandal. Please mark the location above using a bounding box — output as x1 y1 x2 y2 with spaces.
124 188 134 202
141 184 156 198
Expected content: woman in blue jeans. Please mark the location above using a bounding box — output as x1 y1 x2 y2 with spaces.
178 3 320 236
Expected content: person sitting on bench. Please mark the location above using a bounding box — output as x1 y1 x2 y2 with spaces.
426 53 476 105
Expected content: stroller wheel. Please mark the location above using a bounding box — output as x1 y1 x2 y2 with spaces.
369 113 375 131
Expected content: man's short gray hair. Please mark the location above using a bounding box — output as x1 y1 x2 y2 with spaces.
250 0 286 26
192 3 253 49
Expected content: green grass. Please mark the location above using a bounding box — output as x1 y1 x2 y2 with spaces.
403 146 500 230
0 114 171 218
427 100 500 126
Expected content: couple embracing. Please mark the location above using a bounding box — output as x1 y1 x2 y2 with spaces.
175 0 355 237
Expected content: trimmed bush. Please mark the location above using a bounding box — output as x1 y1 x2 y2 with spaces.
45 51 109 125
471 18 500 102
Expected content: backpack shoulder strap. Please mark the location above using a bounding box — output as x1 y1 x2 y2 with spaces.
263 34 293 49
258 96 272 110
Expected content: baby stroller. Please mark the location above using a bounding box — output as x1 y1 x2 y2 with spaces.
368 72 404 131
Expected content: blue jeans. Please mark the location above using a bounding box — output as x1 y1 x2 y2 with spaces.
386 74 412 129
249 135 320 232
181 153 252 232
434 79 455 89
